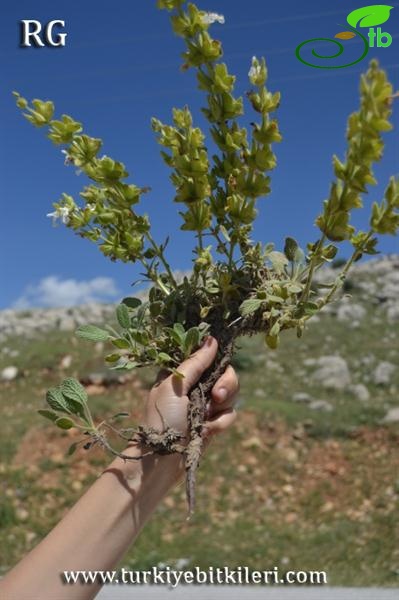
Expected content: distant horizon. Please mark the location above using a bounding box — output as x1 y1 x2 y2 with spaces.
2 253 398 311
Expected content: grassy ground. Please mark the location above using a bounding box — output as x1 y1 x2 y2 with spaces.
0 301 398 586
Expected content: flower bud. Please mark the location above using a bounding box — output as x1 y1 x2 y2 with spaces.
248 56 267 87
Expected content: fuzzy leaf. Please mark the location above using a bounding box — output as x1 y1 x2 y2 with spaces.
105 353 121 363
111 412 130 420
184 327 200 356
173 322 186 342
38 409 59 422
55 417 75 430
265 334 279 349
60 378 87 419
239 298 264 316
61 378 87 405
284 237 299 262
116 303 131 328
267 251 289 274
121 297 142 309
46 387 70 414
158 352 174 363
112 338 130 349
75 324 110 342
66 442 79 456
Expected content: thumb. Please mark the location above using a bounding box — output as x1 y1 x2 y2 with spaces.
175 336 218 394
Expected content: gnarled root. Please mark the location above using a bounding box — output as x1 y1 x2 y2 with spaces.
184 336 236 518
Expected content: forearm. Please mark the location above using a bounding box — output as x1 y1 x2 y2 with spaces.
0 444 184 600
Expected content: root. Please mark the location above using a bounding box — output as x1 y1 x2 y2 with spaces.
184 336 236 518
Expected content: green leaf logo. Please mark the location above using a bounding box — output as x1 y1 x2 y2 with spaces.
347 5 393 28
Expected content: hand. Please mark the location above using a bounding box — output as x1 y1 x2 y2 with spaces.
119 335 239 489
142 335 239 442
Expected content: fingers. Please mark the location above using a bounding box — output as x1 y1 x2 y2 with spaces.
204 365 239 436
174 336 218 394
203 407 237 438
210 365 239 409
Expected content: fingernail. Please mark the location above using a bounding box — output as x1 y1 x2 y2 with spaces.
202 335 213 348
217 387 227 401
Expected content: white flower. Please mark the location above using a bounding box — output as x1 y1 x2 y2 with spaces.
61 149 74 166
248 55 267 86
248 56 262 80
46 206 71 225
201 11 225 25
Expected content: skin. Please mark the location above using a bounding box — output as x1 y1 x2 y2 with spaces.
0 336 239 600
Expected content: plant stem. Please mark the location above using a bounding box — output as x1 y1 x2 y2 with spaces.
210 227 230 259
300 233 326 304
197 230 204 251
227 239 235 271
145 231 179 291
140 255 170 296
318 231 373 308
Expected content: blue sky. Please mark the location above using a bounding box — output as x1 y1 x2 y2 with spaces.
1 0 398 308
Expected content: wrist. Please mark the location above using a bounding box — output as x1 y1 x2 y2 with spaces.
106 442 185 503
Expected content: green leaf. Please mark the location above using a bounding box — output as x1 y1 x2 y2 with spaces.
110 412 130 421
61 378 87 405
60 378 88 419
267 294 284 304
109 357 140 371
317 282 335 289
158 352 174 363
287 283 303 294
121 297 142 309
120 361 140 371
173 322 186 342
66 442 79 456
183 327 200 356
170 367 185 379
116 303 131 329
284 237 299 262
293 246 306 265
55 417 75 430
112 338 130 349
269 321 280 336
303 301 319 316
38 409 59 422
265 334 279 349
105 353 121 363
149 301 163 317
239 298 264 316
347 5 393 28
130 330 149 345
75 324 110 342
267 251 289 274
146 348 158 360
46 387 70 414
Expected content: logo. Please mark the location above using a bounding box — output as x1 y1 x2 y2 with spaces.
20 20 67 48
296 5 394 68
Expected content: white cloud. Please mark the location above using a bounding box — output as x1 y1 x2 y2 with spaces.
12 276 120 308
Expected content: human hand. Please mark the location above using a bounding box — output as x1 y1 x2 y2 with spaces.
142 335 239 443
117 335 238 491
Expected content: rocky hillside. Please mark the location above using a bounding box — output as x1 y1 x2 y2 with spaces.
0 255 398 584
1 255 398 342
